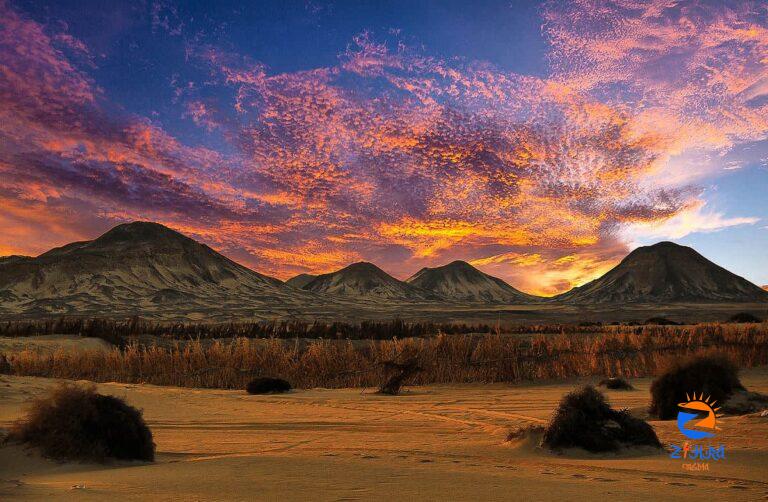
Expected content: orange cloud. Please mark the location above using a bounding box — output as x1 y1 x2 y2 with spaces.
1 1 765 294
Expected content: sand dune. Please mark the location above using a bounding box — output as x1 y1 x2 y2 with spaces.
2 368 767 501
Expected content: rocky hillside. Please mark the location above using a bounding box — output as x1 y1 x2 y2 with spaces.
0 222 311 317
406 260 537 303
301 262 438 301
555 242 768 304
286 273 317 289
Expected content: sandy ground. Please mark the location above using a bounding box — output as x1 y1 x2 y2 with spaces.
0 336 112 355
3 301 768 324
1 369 767 501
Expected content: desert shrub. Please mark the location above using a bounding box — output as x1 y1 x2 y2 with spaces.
644 317 679 326
378 358 423 395
598 377 634 390
542 386 660 452
246 377 291 394
506 424 545 442
10 384 154 462
649 354 744 419
728 312 762 323
0 353 10 374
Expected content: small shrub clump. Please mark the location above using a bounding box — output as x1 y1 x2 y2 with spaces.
10 384 154 462
644 317 679 326
728 312 762 323
0 353 10 374
598 377 634 390
506 424 545 442
649 354 744 419
542 386 660 452
378 358 423 395
246 377 291 394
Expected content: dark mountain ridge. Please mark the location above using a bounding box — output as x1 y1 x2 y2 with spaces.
406 260 537 303
555 241 768 304
301 262 439 301
0 222 300 316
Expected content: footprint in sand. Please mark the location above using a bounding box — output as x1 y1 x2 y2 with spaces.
360 454 379 459
571 474 588 479
728 484 749 490
666 482 695 487
418 459 433 463
593 478 617 482
642 477 660 482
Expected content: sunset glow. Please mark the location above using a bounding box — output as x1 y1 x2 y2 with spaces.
1 0 766 294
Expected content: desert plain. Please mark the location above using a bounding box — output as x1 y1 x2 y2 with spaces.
1 340 767 501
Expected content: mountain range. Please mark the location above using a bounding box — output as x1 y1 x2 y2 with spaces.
300 262 440 301
0 221 766 319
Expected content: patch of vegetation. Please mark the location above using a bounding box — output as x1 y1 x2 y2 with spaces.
542 386 660 452
0 316 617 341
506 424 545 442
378 358 424 395
246 377 292 394
644 317 679 325
5 324 768 390
598 377 634 390
728 312 762 323
649 354 744 419
9 384 154 462
0 353 10 374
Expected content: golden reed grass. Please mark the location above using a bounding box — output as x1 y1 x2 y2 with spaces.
4 323 767 389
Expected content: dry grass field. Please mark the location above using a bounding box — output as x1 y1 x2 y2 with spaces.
3 323 767 389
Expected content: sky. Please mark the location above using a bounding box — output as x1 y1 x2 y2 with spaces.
1 0 767 295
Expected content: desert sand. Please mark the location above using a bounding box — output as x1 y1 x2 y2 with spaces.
1 369 767 501
0 336 112 355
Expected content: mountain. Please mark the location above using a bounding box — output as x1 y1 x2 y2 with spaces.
0 255 33 266
406 260 536 303
301 262 438 300
763 285 768 292
286 273 317 289
555 241 768 304
0 222 311 318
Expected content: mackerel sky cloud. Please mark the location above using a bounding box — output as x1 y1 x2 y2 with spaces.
1 0 766 294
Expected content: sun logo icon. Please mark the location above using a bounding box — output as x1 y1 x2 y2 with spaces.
676 392 722 440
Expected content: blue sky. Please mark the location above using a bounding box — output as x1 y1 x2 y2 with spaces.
1 0 766 293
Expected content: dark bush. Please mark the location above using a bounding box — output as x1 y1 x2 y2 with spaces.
0 353 10 374
649 354 744 419
246 377 291 394
598 377 634 390
9 384 154 462
728 312 762 323
542 386 660 452
378 358 423 395
644 317 679 326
